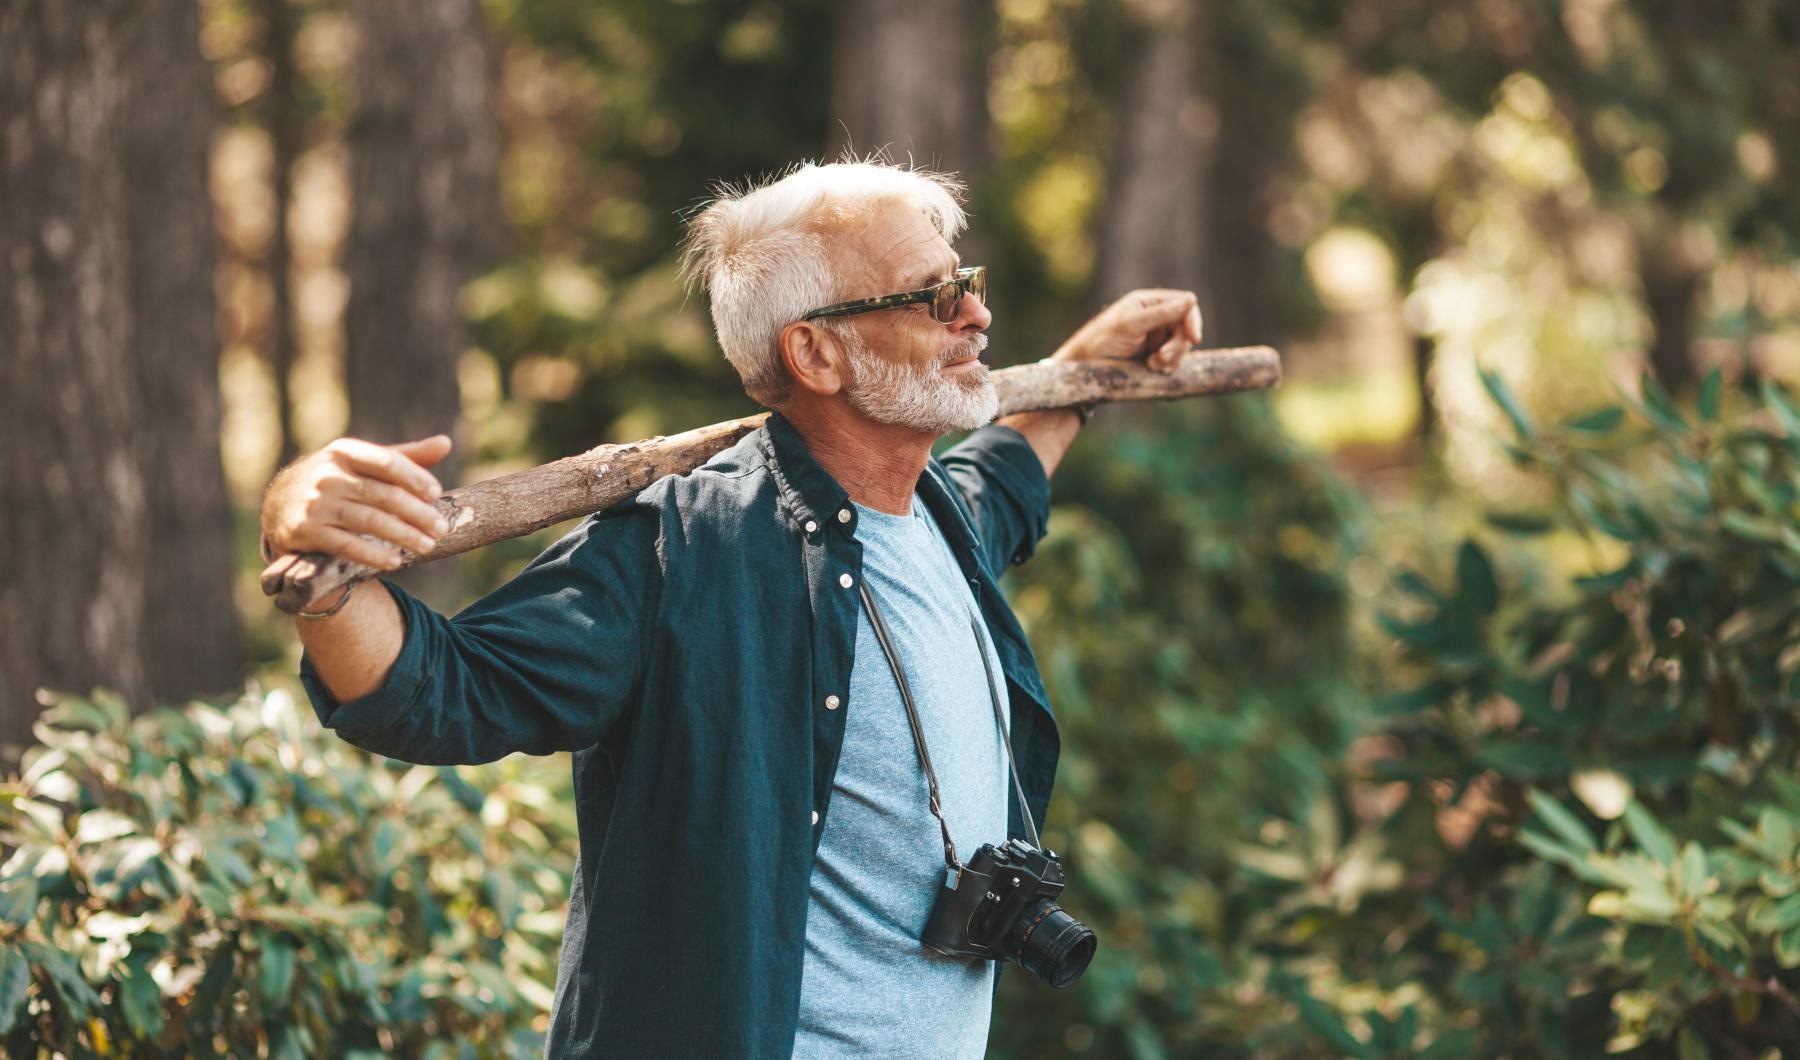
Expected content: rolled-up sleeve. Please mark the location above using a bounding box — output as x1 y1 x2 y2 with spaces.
938 423 1053 577
300 506 662 765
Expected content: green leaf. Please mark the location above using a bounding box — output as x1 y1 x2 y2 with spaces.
24 942 103 1015
1638 372 1688 434
1760 381 1800 440
185 948 236 1026
1373 682 1449 716
259 938 296 1007
1748 895 1800 933
1721 511 1783 544
0 944 28 1037
1563 406 1626 434
1478 739 1566 779
1676 842 1709 899
119 955 164 1040
1378 611 1446 650
1455 540 1499 615
1622 801 1679 865
1479 366 1535 439
1527 791 1596 854
1699 367 1722 423
1294 992 1369 1056
1485 511 1555 535
0 878 37 928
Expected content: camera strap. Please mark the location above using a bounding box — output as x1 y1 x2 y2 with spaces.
857 578 1041 871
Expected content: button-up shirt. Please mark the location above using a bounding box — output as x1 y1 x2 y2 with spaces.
300 411 1062 1058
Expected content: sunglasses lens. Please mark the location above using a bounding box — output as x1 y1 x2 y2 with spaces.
934 283 961 323
967 268 986 305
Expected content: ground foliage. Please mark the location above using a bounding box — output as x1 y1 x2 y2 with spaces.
0 689 576 1057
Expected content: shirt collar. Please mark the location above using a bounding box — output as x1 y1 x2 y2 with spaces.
760 411 854 532
758 411 979 553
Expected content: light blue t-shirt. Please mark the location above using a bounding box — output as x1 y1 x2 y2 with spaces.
792 494 1013 1059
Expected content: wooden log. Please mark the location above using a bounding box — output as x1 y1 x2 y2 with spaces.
263 345 1280 612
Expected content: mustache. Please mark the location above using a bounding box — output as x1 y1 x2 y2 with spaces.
936 333 989 368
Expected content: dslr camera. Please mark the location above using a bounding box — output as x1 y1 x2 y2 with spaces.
920 838 1097 988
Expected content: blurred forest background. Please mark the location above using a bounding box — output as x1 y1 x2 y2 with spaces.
2 0 1799 1055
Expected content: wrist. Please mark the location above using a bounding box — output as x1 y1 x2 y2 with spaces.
296 580 358 621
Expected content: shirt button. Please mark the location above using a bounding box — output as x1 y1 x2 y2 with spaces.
804 519 818 534
838 573 853 589
837 509 851 524
824 694 840 710
812 810 820 826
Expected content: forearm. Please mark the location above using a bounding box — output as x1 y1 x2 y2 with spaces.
995 408 1082 480
294 581 408 702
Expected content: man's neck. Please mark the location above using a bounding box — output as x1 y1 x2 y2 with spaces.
781 404 936 515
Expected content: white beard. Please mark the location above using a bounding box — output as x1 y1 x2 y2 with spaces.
841 331 999 434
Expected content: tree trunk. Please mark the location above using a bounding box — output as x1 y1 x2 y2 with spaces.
262 0 302 467
1205 17 1291 350
344 0 504 468
128 0 243 703
118 0 241 703
0 2 150 744
1413 331 1438 446
1091 1 1212 301
344 0 504 603
1643 257 1701 396
828 0 992 177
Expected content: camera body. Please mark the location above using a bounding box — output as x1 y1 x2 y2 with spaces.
920 838 1097 988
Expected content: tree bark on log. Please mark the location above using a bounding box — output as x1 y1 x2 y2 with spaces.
264 346 1282 612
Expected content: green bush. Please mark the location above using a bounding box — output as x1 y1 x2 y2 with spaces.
991 373 1800 1057
1318 369 1800 1056
0 688 576 1058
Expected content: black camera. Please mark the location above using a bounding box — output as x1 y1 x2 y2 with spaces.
920 838 1097 988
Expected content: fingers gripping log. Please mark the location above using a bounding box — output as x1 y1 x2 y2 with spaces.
262 345 1280 613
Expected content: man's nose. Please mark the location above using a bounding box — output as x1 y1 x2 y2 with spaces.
954 287 992 333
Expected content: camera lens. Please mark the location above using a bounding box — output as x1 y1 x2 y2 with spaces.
1008 899 1097 989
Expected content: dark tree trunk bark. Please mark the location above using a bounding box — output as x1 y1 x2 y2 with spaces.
0 2 150 744
344 0 504 603
343 0 504 468
1414 331 1438 445
262 0 302 467
1644 258 1701 396
128 0 243 703
1205 22 1291 351
828 0 992 178
1091 1 1211 302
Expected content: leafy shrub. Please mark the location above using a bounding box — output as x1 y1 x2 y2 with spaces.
993 372 1800 1057
0 688 576 1058
1348 369 1800 1056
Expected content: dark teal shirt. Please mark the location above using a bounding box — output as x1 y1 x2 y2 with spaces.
301 412 1062 1058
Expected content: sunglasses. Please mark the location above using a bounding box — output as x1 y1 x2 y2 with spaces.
801 266 988 325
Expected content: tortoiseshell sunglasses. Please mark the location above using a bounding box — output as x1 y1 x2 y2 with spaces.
801 266 987 325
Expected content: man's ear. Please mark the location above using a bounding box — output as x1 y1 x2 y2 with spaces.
779 320 847 397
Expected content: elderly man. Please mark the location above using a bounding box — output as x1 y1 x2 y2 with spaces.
262 160 1201 1057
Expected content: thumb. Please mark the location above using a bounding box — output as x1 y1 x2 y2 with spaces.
391 433 454 469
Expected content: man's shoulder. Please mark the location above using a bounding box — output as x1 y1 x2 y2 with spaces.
597 424 784 541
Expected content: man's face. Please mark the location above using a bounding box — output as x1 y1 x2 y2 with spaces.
826 202 998 434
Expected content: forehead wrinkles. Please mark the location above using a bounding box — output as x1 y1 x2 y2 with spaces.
824 202 953 295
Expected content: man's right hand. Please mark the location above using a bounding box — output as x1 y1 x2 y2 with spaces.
261 434 453 571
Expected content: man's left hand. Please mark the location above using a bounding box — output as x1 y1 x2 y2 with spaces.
1050 289 1203 374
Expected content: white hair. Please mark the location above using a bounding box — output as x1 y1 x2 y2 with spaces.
679 159 967 406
